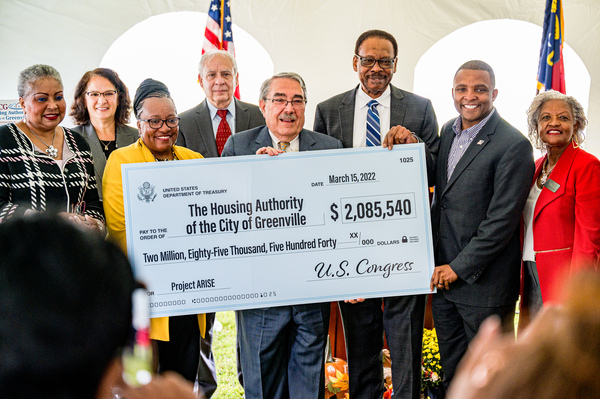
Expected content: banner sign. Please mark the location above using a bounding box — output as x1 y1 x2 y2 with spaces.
0 100 23 126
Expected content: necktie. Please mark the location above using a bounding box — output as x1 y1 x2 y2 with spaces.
366 99 380 147
216 109 231 156
278 141 290 152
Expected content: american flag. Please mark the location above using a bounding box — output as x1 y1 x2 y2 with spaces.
536 0 566 94
203 0 240 98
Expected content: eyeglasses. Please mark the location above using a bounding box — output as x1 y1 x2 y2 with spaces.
354 54 397 69
139 117 180 129
264 98 306 109
85 90 118 99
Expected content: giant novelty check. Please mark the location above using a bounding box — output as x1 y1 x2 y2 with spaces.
122 145 435 317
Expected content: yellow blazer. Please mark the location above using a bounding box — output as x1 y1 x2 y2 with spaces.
103 138 205 341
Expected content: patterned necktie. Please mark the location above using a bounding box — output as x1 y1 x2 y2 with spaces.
216 109 231 156
278 141 290 152
366 99 380 147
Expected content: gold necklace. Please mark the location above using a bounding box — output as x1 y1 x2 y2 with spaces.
539 159 556 186
99 139 113 151
98 130 117 151
154 151 177 162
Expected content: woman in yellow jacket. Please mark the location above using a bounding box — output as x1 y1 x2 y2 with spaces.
103 78 206 384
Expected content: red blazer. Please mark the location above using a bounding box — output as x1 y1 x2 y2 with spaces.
529 143 600 302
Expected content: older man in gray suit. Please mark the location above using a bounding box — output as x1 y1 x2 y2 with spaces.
176 49 264 397
177 49 265 157
222 72 342 399
313 29 439 399
430 60 534 388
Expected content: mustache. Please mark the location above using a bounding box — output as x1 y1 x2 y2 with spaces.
280 113 297 121
367 72 387 78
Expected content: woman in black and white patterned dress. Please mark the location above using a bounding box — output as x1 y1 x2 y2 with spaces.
0 64 104 232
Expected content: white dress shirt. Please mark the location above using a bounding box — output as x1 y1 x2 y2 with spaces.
206 100 236 137
352 85 391 148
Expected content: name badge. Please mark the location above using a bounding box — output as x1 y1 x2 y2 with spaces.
544 179 560 193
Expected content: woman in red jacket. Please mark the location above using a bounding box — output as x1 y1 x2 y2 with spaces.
522 91 600 317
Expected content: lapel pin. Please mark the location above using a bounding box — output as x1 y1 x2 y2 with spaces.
477 140 485 145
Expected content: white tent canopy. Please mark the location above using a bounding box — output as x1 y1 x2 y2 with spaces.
1 0 599 155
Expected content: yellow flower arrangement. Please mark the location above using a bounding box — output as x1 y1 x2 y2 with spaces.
421 328 444 393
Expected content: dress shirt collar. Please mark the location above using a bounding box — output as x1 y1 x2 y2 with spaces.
452 108 496 137
206 99 236 121
357 85 391 110
268 129 300 152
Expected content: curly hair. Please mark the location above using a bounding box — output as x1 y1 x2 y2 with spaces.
70 68 132 127
526 91 587 151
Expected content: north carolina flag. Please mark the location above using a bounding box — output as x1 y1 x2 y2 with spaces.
536 0 566 94
203 0 240 98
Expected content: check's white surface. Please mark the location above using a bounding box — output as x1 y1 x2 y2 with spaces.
122 145 435 317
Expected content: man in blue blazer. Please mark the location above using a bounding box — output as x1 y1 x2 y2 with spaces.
430 60 534 388
176 49 264 397
222 72 342 399
313 30 439 399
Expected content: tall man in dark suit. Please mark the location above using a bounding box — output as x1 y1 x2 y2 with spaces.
313 29 439 399
176 49 264 397
222 72 342 399
177 49 265 157
430 60 534 388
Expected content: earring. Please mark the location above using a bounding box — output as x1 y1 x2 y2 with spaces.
572 135 580 149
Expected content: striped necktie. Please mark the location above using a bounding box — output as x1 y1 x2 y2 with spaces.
366 99 380 147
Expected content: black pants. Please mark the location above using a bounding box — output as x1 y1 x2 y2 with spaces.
156 313 218 398
432 293 515 389
339 295 426 399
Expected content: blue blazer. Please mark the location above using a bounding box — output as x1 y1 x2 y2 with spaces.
221 126 343 156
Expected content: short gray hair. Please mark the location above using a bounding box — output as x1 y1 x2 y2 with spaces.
526 90 587 150
198 50 238 76
259 72 307 103
17 64 63 98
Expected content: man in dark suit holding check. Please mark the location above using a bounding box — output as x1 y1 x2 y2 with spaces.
222 72 342 399
313 29 439 399
430 60 534 388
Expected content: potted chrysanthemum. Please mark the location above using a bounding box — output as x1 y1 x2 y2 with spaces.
421 328 445 399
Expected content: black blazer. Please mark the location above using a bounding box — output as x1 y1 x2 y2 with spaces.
432 110 534 306
313 84 439 184
177 98 265 158
71 122 138 199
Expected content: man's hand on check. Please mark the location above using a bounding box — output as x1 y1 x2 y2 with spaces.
256 146 284 156
382 125 418 150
